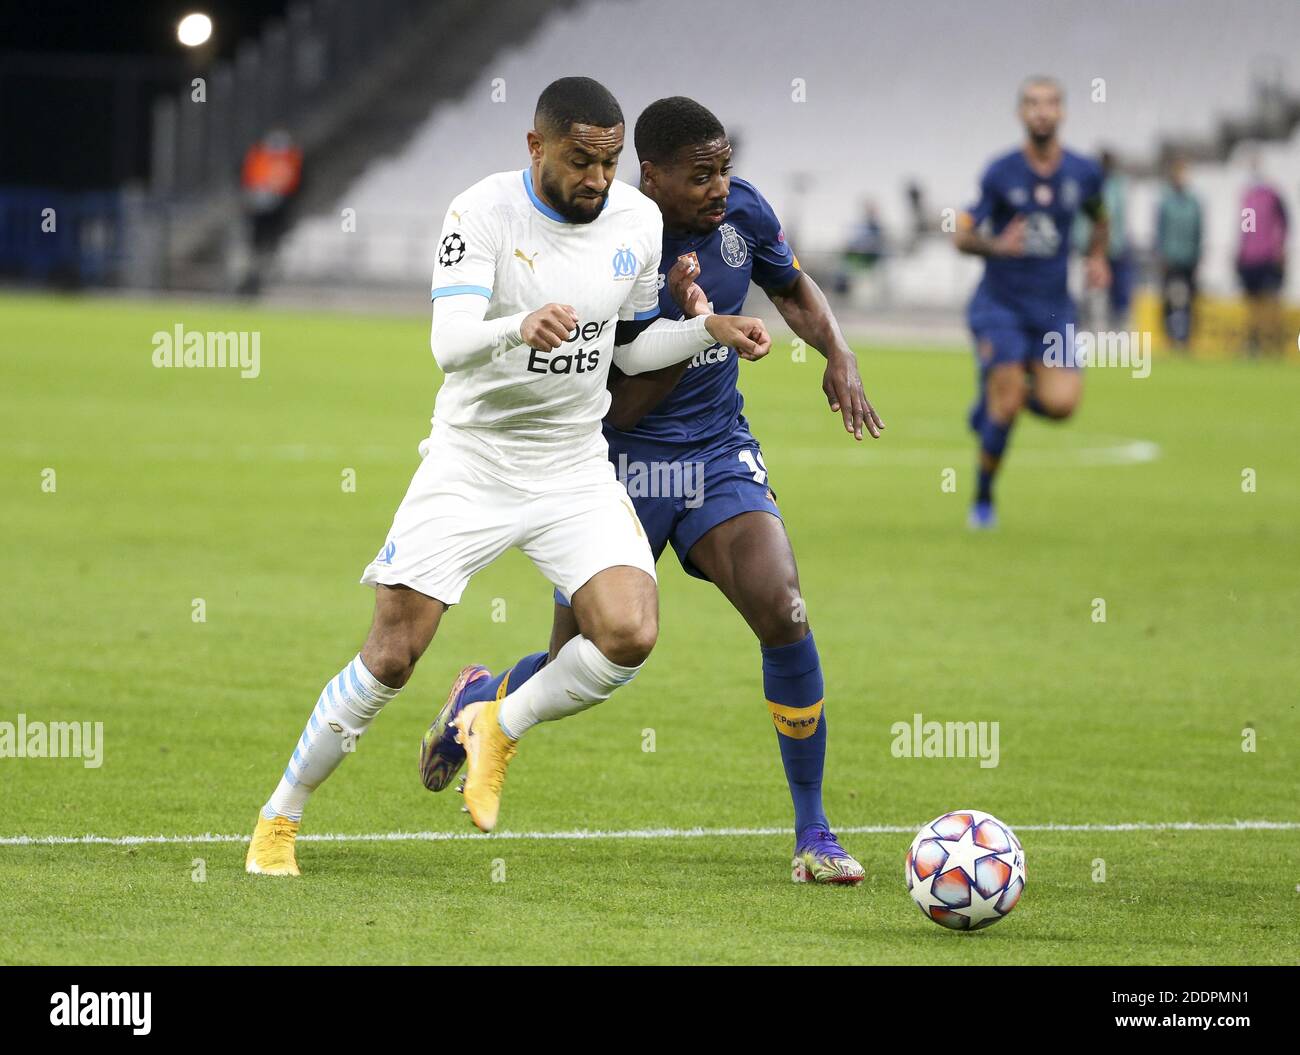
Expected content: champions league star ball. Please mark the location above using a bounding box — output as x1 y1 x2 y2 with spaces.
906 810 1025 930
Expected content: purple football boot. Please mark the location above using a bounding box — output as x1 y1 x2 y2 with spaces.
419 664 491 792
792 824 865 884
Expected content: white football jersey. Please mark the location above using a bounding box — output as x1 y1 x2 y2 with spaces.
427 169 663 473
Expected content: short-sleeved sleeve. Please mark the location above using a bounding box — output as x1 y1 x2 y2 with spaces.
619 211 663 321
964 165 998 228
749 185 801 290
430 198 499 303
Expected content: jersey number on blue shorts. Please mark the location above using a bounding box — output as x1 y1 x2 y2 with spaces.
738 449 768 484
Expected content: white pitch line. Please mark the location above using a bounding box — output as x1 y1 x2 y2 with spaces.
0 820 1295 847
777 436 1162 468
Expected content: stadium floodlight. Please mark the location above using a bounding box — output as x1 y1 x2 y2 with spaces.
177 13 213 47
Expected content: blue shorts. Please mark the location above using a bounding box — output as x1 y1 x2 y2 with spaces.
969 296 1078 383
554 438 782 606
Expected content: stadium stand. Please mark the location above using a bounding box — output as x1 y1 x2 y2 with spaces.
267 0 1300 313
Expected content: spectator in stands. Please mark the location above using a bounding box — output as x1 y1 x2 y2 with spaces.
1236 156 1288 357
1076 150 1133 329
239 128 304 293
1099 151 1133 327
905 179 931 248
833 200 887 296
846 200 885 268
242 128 304 249
1155 156 1202 350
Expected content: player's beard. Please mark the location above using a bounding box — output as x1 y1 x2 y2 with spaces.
540 170 607 224
1028 126 1057 149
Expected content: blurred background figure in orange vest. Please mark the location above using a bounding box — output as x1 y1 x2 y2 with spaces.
242 128 303 252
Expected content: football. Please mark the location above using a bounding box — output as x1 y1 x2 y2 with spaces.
906 810 1026 930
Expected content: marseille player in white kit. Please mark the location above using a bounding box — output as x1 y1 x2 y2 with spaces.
246 77 771 875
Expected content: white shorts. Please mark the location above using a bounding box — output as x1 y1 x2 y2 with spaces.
359 423 656 606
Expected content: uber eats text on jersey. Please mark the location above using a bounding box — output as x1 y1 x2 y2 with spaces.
525 318 611 374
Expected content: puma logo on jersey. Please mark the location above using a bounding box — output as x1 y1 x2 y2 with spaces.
514 248 539 272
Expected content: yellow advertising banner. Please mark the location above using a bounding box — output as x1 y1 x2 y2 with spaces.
1132 290 1300 360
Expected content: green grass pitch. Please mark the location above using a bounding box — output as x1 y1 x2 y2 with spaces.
1 292 1297 965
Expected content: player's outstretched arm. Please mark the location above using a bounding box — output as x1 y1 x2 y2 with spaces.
611 313 770 376
429 294 531 373
431 300 582 373
765 271 884 441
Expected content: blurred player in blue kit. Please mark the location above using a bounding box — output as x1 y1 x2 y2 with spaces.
955 76 1110 529
423 96 885 884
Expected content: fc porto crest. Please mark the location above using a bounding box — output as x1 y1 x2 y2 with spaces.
612 245 637 280
719 223 748 268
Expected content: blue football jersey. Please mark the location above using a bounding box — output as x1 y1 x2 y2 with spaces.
605 177 800 452
965 148 1104 330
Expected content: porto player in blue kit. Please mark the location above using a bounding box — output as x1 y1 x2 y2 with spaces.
955 76 1110 529
420 96 885 883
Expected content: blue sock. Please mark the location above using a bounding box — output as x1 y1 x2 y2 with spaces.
980 415 1012 459
977 417 1012 505
762 632 828 834
463 651 548 705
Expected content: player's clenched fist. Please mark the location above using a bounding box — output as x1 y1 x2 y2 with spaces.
667 255 709 318
522 303 579 350
704 314 771 361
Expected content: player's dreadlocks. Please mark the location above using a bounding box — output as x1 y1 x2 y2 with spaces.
634 97 727 164
534 77 624 134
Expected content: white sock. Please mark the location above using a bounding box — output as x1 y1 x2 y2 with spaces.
497 636 641 739
262 654 400 821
